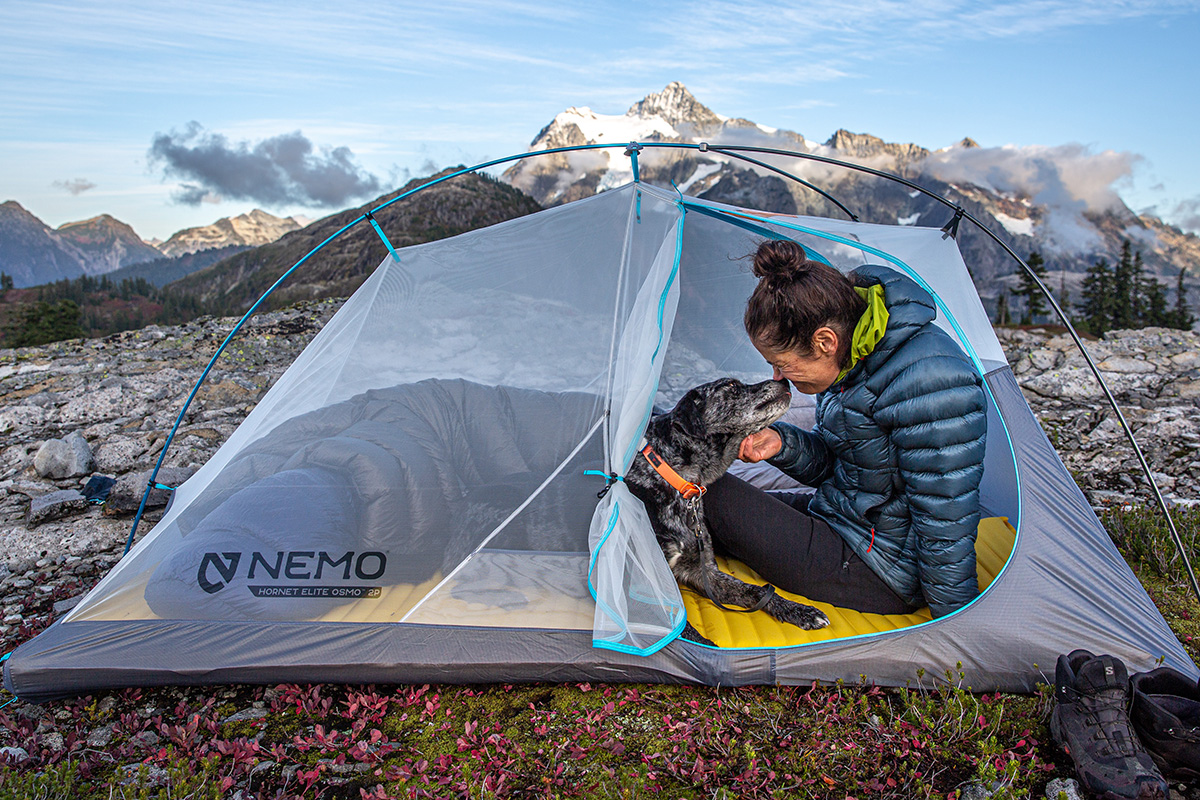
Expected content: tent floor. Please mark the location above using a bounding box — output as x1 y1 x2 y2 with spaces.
683 516 1016 648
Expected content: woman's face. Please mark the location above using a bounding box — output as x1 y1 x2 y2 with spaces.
753 328 842 394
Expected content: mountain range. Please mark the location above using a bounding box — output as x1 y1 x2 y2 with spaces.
3 82 1197 320
503 82 1199 310
0 205 302 288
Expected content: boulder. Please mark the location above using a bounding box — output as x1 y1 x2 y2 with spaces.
93 436 147 474
33 431 94 479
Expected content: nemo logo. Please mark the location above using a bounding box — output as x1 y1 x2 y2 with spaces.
196 551 386 594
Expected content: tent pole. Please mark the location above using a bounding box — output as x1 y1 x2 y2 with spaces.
704 142 1199 604
704 146 859 221
123 140 1195 603
947 211 1200 603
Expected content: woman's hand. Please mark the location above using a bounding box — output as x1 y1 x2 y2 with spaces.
738 427 783 463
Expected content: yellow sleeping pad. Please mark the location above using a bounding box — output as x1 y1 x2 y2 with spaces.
683 516 1016 647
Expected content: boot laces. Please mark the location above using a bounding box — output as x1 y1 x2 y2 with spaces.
1078 689 1140 758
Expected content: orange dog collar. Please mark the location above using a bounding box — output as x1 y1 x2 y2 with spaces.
640 444 706 500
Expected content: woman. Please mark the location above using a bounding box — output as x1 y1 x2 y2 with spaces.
703 240 987 618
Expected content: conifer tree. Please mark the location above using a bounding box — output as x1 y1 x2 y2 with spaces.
1110 240 1136 330
1171 268 1196 330
1078 257 1114 336
1016 251 1048 325
1141 275 1169 328
994 292 1011 327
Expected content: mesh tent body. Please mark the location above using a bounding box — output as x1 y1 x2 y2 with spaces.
5 182 1195 702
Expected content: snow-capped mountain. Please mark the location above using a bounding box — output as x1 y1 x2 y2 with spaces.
504 83 1198 312
155 209 304 258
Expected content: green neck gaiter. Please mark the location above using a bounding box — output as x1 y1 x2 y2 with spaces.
834 284 889 385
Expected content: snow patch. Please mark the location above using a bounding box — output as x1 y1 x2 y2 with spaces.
994 212 1035 237
898 213 921 226
908 190 920 198
678 162 722 194
555 107 679 146
756 123 778 134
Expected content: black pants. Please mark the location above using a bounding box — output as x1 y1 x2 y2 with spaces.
702 474 920 615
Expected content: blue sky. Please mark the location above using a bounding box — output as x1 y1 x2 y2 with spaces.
4 0 1200 240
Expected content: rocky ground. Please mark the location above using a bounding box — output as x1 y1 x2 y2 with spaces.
0 312 1197 652
0 311 1197 799
998 325 1200 507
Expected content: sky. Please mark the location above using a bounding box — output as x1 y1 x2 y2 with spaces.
4 0 1200 242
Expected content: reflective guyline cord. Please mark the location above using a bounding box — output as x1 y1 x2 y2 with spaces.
123 141 1198 607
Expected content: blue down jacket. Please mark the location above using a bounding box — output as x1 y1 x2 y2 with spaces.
768 264 987 617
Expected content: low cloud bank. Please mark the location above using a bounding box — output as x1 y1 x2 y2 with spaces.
919 142 1139 215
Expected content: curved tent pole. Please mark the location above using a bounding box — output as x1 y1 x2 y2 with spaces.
702 146 859 221
124 141 1196 606
705 142 1199 602
120 143 710 553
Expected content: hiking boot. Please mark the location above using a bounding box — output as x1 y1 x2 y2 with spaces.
1050 650 1169 800
1131 667 1200 780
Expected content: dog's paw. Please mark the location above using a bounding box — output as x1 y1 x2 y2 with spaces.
680 622 716 646
773 598 830 630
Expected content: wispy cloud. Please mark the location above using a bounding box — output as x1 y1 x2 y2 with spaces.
1166 196 1200 233
51 178 96 195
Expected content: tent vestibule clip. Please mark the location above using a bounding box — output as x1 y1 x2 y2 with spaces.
584 470 624 499
940 206 966 240
363 210 402 263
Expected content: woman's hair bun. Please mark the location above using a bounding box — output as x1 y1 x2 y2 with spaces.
752 240 810 280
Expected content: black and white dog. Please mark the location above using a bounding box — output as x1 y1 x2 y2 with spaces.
626 378 830 637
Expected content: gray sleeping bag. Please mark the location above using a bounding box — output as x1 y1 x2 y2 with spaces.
145 379 605 621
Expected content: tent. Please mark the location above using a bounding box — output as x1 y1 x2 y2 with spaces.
5 169 1196 702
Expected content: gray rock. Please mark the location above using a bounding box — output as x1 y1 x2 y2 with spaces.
41 732 65 751
103 466 196 515
222 707 269 724
93 436 147 474
1044 777 1083 800
6 557 36 574
26 489 87 527
52 594 83 616
0 746 28 763
116 763 170 787
33 431 94 479
26 391 64 408
130 730 161 749
86 724 114 747
0 406 47 433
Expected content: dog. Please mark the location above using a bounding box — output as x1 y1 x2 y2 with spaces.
625 377 830 640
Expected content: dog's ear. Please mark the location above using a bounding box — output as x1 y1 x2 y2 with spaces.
670 391 706 441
